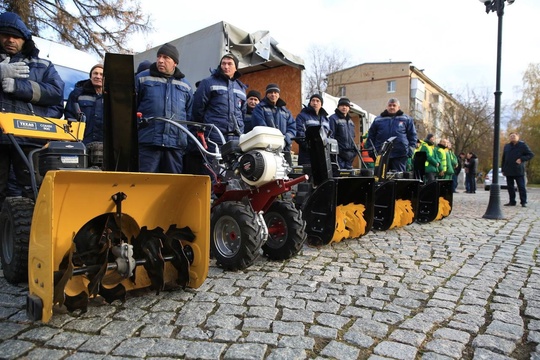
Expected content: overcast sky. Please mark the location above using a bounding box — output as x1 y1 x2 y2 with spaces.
133 0 538 107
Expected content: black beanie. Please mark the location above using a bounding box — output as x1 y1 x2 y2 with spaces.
246 90 261 100
338 97 351 107
310 94 323 105
158 43 179 64
266 83 280 94
221 53 239 69
425 133 434 142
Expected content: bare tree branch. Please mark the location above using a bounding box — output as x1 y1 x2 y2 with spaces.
2 0 153 58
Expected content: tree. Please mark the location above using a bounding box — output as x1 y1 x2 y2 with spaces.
436 89 495 172
508 63 540 183
303 44 351 98
1 0 152 58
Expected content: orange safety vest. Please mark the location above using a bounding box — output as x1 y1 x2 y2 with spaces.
361 141 374 163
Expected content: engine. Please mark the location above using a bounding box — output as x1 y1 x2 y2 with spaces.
239 149 289 186
236 126 290 187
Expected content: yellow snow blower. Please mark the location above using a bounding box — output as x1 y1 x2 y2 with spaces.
0 54 210 323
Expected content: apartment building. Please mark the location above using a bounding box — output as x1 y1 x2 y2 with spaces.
325 62 459 137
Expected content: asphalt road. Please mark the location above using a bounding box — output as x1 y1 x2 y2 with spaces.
1 187 539 359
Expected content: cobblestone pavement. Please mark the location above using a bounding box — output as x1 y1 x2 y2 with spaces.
1 188 540 359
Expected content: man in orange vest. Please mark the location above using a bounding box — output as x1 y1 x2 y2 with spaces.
361 132 375 169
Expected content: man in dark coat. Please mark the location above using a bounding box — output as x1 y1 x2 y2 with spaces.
0 11 64 205
367 98 417 172
135 43 193 173
502 132 534 207
329 97 357 169
65 64 104 145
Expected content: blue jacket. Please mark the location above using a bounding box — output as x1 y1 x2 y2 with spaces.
65 79 104 144
251 97 296 152
135 63 193 150
192 68 246 148
295 105 330 165
0 32 64 146
502 140 534 177
329 109 356 162
367 110 417 159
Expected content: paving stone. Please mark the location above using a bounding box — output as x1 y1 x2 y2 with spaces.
485 319 524 341
245 331 279 345
272 321 305 336
373 341 417 360
472 348 514 360
0 339 35 359
308 325 338 339
78 335 125 354
25 348 69 360
277 335 315 350
316 313 350 329
388 329 426 347
184 341 226 360
281 308 314 323
432 327 471 343
46 331 92 350
266 347 306 360
146 338 191 357
472 334 516 355
320 340 360 359
223 343 267 360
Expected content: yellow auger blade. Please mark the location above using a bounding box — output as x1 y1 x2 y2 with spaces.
389 199 413 229
435 197 451 220
331 203 367 243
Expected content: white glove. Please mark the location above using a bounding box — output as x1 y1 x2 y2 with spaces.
2 78 15 93
0 58 29 80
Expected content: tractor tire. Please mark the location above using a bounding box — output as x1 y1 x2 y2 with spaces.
262 200 306 260
0 197 34 284
211 201 262 271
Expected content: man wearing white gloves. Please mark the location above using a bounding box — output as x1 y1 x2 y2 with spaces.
0 11 65 207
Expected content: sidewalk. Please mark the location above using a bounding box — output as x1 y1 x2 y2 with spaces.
0 188 539 359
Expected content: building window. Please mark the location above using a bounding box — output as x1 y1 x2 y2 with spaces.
387 80 396 93
339 86 346 96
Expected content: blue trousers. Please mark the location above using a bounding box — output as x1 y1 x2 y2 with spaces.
506 175 527 205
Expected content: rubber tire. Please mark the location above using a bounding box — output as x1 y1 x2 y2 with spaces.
0 197 34 284
211 201 262 271
262 200 306 260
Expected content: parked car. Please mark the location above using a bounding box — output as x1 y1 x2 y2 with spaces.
484 168 526 191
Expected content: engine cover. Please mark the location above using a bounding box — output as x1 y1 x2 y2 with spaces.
239 150 288 187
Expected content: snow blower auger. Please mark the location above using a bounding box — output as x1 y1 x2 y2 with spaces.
370 137 421 231
293 125 375 246
26 171 210 323
416 179 453 222
410 147 453 223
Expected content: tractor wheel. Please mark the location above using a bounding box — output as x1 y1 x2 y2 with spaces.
262 200 306 260
211 201 262 271
0 197 34 284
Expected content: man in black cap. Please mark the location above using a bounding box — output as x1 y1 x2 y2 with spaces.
251 83 296 166
329 97 357 169
295 93 330 166
0 11 65 206
135 42 193 174
243 89 261 133
192 53 246 157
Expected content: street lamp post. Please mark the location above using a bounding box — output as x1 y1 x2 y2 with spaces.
480 0 513 220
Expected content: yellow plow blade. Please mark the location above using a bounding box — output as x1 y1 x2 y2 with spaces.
27 170 210 323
